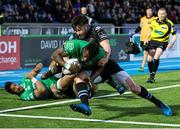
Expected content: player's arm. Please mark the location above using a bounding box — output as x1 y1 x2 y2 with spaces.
99 39 111 62
167 25 177 48
95 27 111 65
33 79 48 99
51 48 67 67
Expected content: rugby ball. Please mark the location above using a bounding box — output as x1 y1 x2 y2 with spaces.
63 58 81 75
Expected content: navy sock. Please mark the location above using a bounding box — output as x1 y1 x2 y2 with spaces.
76 83 89 106
138 86 162 107
148 61 154 73
153 59 159 73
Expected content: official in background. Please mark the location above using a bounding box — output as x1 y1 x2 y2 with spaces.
144 8 177 83
134 6 156 72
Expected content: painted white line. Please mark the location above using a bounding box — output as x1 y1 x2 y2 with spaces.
120 59 180 67
126 64 180 71
93 84 180 99
0 114 179 127
0 99 80 113
0 84 180 113
0 79 20 83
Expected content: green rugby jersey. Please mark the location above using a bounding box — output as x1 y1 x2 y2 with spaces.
19 77 57 100
64 39 105 68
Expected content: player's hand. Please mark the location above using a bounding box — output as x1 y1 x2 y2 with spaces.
50 85 64 99
69 63 81 74
167 43 173 48
88 78 98 95
144 40 149 45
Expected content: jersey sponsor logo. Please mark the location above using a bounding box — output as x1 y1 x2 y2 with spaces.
67 42 74 51
154 29 164 35
161 26 167 29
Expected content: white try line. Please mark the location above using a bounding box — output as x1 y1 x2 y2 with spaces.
0 84 180 114
0 113 180 127
120 59 180 67
126 64 180 71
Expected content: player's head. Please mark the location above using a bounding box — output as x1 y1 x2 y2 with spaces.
4 82 24 95
158 8 167 21
71 15 89 39
82 42 99 62
146 6 153 18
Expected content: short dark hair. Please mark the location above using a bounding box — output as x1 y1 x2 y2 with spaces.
71 15 89 30
4 82 14 94
146 5 152 10
84 41 99 59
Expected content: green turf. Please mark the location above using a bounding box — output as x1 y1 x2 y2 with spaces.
0 71 180 128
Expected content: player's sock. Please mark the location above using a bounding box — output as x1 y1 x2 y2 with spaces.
138 86 162 107
148 61 153 73
153 59 159 73
76 83 89 106
106 77 117 89
150 72 155 78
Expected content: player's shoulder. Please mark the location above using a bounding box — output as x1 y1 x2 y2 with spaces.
92 25 104 33
151 16 157 20
166 18 174 26
151 17 158 23
141 16 146 21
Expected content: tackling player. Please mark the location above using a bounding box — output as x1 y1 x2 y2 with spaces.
42 15 125 94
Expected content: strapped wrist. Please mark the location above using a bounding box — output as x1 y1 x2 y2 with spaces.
64 62 71 70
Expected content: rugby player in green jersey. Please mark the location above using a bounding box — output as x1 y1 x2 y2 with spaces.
52 39 173 116
4 63 63 100
52 39 105 115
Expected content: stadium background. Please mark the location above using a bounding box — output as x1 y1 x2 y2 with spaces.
0 0 180 128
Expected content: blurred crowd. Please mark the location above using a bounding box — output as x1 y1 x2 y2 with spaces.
1 0 180 25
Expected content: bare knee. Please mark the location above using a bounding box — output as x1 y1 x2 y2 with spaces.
125 77 141 94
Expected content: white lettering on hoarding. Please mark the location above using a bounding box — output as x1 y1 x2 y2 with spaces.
0 56 17 64
40 40 59 49
0 41 17 54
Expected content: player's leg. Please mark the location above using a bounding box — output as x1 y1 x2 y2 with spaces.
150 47 163 80
139 50 148 72
147 49 156 83
111 71 173 116
70 71 92 116
100 59 126 94
138 42 148 72
55 74 76 98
